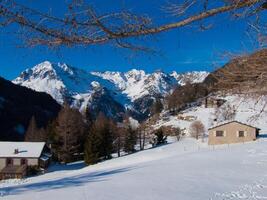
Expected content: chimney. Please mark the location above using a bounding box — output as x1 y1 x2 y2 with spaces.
14 148 19 154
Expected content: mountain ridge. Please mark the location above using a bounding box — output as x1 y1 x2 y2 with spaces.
13 61 209 120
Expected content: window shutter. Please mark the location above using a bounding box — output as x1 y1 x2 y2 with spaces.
244 131 247 137
223 130 226 137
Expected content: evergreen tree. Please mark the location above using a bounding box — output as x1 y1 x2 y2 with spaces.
45 120 58 160
84 113 114 165
123 125 137 153
84 124 102 165
155 128 167 145
96 113 114 160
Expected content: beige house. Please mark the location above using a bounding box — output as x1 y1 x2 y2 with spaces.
208 121 260 145
0 142 51 180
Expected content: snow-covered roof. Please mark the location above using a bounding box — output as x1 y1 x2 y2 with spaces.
0 142 45 158
208 120 260 130
40 155 49 161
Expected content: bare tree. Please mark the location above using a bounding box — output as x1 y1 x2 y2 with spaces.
25 116 47 142
1 1 267 97
215 103 236 122
114 123 125 157
189 120 205 140
53 103 86 163
138 120 154 150
0 0 265 49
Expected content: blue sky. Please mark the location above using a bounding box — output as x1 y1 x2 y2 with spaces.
0 0 259 80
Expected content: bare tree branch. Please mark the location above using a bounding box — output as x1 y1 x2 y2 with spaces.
0 0 265 49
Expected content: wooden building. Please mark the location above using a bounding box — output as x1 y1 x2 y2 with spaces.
0 142 51 180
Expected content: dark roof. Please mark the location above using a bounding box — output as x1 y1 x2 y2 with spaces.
208 120 261 130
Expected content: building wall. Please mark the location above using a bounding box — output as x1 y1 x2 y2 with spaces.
0 157 39 170
208 122 257 145
27 158 39 166
0 158 5 170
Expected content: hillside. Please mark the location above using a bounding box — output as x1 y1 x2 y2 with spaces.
203 49 267 92
154 93 267 135
1 137 267 200
0 77 61 141
158 49 267 133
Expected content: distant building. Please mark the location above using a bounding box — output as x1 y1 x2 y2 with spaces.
0 142 51 180
208 121 260 145
202 96 226 108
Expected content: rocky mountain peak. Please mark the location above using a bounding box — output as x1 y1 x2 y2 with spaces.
13 61 209 120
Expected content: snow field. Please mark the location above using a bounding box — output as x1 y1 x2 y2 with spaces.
1 137 267 200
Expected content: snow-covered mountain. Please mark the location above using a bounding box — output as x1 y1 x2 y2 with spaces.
13 61 208 120
13 61 117 104
91 70 178 101
170 71 209 85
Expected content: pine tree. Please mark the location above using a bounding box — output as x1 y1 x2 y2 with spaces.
155 128 167 145
123 125 137 154
84 125 101 165
95 113 114 160
84 113 114 164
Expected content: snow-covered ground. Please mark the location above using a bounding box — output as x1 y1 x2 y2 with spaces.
1 137 267 200
155 94 267 134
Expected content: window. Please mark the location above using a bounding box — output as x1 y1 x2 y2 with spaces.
216 130 224 137
6 158 13 166
238 131 245 137
21 158 27 166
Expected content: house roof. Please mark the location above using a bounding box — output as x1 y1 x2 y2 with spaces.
208 120 260 130
0 142 45 158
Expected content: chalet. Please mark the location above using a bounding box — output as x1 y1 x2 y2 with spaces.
0 142 51 180
208 121 260 145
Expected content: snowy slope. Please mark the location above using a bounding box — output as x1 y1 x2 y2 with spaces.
1 137 267 200
154 94 267 133
222 95 267 132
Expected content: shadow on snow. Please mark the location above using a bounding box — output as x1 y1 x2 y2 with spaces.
47 161 87 173
1 167 133 197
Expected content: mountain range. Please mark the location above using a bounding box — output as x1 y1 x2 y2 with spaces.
13 61 209 120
